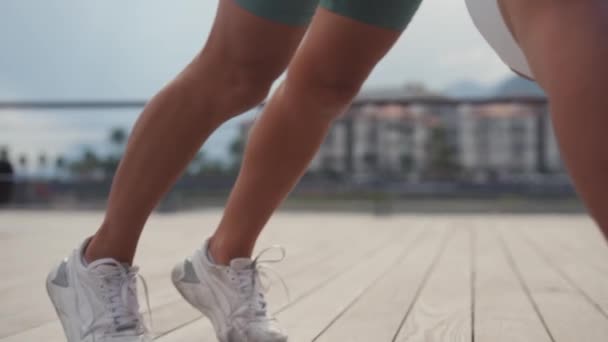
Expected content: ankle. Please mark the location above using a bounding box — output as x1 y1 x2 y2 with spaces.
84 225 136 264
83 238 107 264
208 237 252 266
208 238 230 266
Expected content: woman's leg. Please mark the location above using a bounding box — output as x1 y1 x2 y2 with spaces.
85 0 309 263
500 0 608 238
210 7 413 264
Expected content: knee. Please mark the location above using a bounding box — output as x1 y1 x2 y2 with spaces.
285 71 363 120
218 65 275 116
184 55 281 124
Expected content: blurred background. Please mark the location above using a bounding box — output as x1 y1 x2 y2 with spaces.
0 0 582 215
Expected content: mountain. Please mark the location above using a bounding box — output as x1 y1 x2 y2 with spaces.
494 75 545 97
443 80 491 98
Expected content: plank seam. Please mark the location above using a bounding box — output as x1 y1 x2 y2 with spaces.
275 227 418 315
311 228 432 341
496 229 557 342
390 228 454 342
470 227 477 342
153 226 415 340
153 316 203 340
541 228 608 278
518 229 608 320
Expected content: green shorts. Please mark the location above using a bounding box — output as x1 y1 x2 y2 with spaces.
234 0 423 31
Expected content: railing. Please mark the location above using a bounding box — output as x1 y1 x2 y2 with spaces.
0 96 577 211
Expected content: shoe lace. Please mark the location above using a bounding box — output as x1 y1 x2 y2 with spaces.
233 246 290 321
83 261 152 339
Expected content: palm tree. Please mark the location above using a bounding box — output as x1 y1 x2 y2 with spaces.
110 127 127 146
70 148 100 178
187 151 205 175
18 154 28 177
18 154 27 167
0 147 14 204
82 149 100 174
109 127 127 155
38 152 48 179
229 135 245 171
55 156 66 170
0 146 9 162
105 128 128 174
55 156 66 179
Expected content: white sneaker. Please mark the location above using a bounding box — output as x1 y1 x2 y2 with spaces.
172 240 288 342
46 239 151 342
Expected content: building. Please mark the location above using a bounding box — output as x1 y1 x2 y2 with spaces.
458 102 554 182
242 85 564 183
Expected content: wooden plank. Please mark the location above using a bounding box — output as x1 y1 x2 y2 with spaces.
146 229 345 340
0 213 104 337
499 225 608 342
532 221 608 277
4 213 605 342
314 225 447 341
0 211 362 341
156 218 419 342
0 211 223 340
267 229 407 315
519 227 608 319
394 227 471 342
275 226 423 341
474 225 552 342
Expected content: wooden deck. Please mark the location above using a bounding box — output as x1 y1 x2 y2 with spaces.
1 210 607 341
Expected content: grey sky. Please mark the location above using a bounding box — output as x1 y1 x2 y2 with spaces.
0 0 512 164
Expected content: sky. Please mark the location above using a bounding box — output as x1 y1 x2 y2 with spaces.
0 0 512 167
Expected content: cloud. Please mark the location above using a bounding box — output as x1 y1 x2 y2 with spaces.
367 0 510 88
0 0 516 163
0 0 511 98
0 0 218 100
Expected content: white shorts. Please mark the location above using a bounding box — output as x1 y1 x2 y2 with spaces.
466 0 533 79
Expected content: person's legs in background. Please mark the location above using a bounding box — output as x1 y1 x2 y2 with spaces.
85 0 310 264
209 0 422 264
171 3 420 340
47 1 314 341
499 0 608 239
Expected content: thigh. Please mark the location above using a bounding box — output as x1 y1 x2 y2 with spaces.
285 4 417 92
197 0 314 78
497 0 608 90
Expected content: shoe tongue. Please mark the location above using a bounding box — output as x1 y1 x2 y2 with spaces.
229 258 254 271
